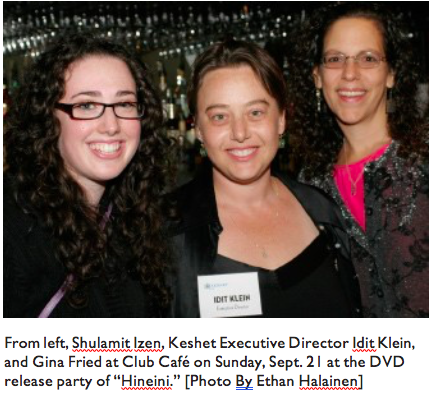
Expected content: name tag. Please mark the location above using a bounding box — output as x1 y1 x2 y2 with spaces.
198 272 262 318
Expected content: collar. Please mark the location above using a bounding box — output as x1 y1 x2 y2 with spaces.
302 140 401 252
171 162 347 234
275 171 347 231
169 161 222 234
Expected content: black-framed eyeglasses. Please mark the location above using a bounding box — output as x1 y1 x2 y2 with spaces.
322 51 387 69
55 102 144 120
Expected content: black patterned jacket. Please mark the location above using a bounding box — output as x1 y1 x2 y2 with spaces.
300 141 429 317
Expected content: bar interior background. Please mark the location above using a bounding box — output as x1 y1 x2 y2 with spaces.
3 1 429 182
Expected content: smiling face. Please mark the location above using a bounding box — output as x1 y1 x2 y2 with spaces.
313 17 395 131
56 55 141 203
195 65 285 185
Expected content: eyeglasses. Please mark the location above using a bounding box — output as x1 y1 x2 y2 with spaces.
322 51 387 69
55 102 144 120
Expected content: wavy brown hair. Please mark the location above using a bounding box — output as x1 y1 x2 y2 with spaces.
287 2 428 178
5 34 172 312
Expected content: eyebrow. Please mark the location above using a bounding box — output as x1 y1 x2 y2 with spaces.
70 90 137 99
323 48 381 54
205 104 228 113
204 99 270 113
247 99 270 107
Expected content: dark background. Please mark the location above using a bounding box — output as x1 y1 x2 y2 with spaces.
4 1 429 88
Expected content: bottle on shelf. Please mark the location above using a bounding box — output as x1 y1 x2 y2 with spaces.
3 83 11 117
157 60 168 117
166 88 180 142
175 53 188 122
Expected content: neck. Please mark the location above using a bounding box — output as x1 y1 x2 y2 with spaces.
71 174 106 206
84 184 106 206
213 169 275 209
338 118 391 164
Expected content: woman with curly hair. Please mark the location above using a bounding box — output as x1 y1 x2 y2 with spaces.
288 3 428 317
4 35 171 317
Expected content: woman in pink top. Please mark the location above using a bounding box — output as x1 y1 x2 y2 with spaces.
288 3 428 317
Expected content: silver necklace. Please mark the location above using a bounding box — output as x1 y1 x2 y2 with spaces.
227 179 280 259
342 143 365 196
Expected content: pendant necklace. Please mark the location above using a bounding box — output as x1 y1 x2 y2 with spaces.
343 142 365 196
227 178 280 259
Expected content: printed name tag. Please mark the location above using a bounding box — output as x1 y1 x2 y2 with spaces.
198 272 262 318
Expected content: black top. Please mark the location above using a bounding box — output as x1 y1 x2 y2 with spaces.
213 232 352 318
3 178 156 318
168 163 362 318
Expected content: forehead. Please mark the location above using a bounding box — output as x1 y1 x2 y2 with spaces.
198 65 269 102
63 55 136 93
324 17 384 52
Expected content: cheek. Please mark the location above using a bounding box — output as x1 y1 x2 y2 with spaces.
198 120 226 144
321 73 338 91
58 121 83 148
319 68 338 84
127 121 141 138
61 119 92 140
377 73 392 90
127 122 142 152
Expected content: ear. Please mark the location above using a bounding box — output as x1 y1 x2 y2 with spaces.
195 123 203 142
313 66 323 89
386 69 395 89
278 110 286 136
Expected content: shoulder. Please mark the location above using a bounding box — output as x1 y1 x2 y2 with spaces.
377 142 428 191
4 177 37 237
277 173 351 258
166 167 219 236
4 175 54 258
3 177 64 317
279 174 344 227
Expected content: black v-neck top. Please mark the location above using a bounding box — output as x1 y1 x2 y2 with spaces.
168 165 362 318
212 232 352 317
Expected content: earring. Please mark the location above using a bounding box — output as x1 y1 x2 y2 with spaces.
199 142 207 157
316 89 322 113
278 134 286 149
386 89 395 114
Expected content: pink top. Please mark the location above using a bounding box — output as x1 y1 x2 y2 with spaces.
334 143 390 231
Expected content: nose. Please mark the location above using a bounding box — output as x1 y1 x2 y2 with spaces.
230 116 250 143
341 58 360 81
98 106 120 135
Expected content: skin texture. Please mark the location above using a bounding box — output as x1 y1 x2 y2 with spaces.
313 17 395 161
194 65 318 270
56 55 141 204
195 65 285 186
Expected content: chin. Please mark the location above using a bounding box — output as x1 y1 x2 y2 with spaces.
91 168 125 183
336 113 365 127
222 167 269 185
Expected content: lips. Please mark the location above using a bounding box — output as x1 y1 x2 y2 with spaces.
338 91 365 97
88 141 124 159
228 148 256 157
89 142 122 154
226 147 258 161
338 89 366 97
337 88 367 101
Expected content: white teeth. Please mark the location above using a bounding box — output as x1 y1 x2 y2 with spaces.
338 91 366 97
89 142 121 153
228 148 256 157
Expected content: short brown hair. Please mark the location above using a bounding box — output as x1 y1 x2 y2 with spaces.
188 39 287 116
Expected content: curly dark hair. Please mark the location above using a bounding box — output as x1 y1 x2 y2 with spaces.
287 2 428 178
5 34 172 311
